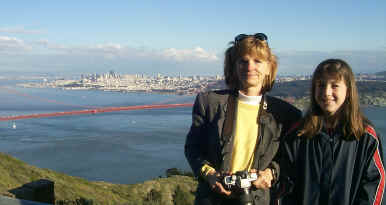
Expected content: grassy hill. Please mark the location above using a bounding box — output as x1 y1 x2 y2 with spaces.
0 152 197 205
270 80 386 110
375 71 386 76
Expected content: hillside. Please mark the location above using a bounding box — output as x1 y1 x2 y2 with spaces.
269 80 386 109
271 80 386 98
0 152 197 205
208 80 386 110
375 71 386 76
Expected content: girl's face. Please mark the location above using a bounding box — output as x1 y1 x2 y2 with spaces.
314 77 347 116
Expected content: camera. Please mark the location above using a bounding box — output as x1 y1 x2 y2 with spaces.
222 171 258 205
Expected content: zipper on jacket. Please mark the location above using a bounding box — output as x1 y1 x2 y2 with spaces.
256 123 264 169
328 134 335 203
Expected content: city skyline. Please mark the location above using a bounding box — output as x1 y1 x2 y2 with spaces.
1 1 386 76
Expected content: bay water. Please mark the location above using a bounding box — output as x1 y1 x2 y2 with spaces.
1 80 385 185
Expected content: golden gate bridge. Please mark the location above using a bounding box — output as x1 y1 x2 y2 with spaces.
0 86 193 121
0 103 193 121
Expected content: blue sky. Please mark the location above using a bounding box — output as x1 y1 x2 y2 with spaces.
1 0 385 76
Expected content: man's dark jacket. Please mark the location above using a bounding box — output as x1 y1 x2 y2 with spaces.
185 90 302 205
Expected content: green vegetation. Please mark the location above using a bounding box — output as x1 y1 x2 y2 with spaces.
0 152 197 205
209 80 386 110
375 71 386 76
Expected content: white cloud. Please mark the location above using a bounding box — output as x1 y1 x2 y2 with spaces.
35 39 49 46
1 35 220 63
0 27 43 34
51 43 221 63
0 36 24 44
162 47 219 62
0 36 30 52
93 43 122 52
1 36 384 76
0 39 222 75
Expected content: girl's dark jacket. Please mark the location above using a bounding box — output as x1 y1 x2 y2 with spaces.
280 123 385 205
184 90 302 205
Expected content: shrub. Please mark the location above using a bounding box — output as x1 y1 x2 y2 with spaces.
144 189 162 204
166 168 182 177
166 168 194 178
173 186 194 205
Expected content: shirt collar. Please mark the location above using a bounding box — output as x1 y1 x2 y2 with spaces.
238 91 262 106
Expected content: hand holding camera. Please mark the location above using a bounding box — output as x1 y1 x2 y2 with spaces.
221 169 274 205
223 170 258 190
206 170 232 196
221 170 259 205
205 168 274 205
222 169 273 190
250 168 273 189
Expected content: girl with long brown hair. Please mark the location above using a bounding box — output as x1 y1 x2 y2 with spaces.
280 59 385 205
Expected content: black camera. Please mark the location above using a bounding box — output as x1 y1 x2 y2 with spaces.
222 171 258 205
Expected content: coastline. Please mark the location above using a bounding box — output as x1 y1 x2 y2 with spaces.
17 82 201 96
17 81 386 108
286 95 386 111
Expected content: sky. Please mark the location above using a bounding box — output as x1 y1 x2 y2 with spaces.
1 0 386 76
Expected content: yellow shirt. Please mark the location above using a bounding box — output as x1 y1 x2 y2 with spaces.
229 100 259 173
200 92 261 177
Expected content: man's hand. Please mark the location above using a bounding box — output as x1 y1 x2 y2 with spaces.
250 168 273 189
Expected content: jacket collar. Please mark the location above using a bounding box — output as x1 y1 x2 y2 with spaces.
221 90 270 141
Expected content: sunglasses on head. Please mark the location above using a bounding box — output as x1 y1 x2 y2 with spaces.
234 33 268 44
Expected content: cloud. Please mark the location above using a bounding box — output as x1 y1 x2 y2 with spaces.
93 43 122 52
0 39 222 75
0 27 43 34
162 47 219 62
0 36 30 52
33 39 70 52
0 36 24 44
45 43 221 64
1 36 384 76
78 44 219 63
35 39 49 46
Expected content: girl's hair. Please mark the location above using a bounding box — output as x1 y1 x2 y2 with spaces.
299 58 369 140
224 36 277 93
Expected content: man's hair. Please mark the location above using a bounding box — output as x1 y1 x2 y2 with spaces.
224 36 277 93
299 58 369 140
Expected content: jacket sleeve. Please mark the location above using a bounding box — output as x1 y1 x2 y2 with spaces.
271 104 302 186
269 100 302 202
184 93 210 177
269 97 302 181
356 128 385 205
274 132 298 204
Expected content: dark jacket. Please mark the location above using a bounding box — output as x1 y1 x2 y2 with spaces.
280 124 385 205
185 90 302 205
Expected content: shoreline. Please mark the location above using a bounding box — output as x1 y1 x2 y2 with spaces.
17 82 386 108
17 82 200 96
